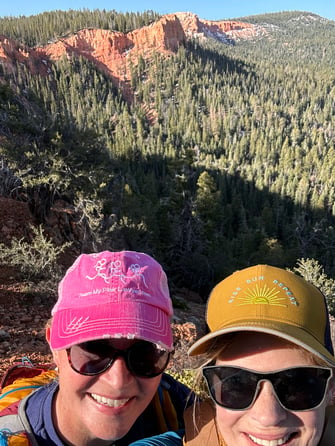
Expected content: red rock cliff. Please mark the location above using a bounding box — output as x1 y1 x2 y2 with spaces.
0 13 264 99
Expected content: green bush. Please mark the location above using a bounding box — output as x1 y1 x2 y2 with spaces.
293 258 335 316
0 225 71 281
167 368 208 398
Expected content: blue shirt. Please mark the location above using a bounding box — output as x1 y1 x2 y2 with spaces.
129 431 183 446
25 380 63 445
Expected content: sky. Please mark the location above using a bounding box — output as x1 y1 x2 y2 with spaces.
0 0 335 21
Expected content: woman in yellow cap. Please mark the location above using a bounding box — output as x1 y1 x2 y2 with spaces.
131 264 335 446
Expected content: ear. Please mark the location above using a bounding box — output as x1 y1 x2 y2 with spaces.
46 326 61 367
46 326 51 345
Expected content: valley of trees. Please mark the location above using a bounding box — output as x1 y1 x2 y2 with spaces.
0 9 335 302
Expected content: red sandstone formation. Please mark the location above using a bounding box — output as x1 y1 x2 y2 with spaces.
0 13 265 101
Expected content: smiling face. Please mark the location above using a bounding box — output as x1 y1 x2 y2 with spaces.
50 337 161 445
213 332 334 446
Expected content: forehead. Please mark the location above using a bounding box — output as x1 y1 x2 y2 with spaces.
216 332 317 370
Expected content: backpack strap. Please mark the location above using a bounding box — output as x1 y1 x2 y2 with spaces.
0 360 57 446
150 373 195 434
0 394 37 446
150 385 179 432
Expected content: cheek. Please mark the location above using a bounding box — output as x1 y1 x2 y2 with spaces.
215 404 241 434
295 408 327 444
301 405 327 429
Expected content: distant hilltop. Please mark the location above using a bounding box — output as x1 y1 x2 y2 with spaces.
0 10 329 101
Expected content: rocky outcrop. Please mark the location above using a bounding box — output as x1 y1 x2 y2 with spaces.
174 12 265 42
0 36 48 75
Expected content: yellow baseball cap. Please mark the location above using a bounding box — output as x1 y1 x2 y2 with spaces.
188 264 335 366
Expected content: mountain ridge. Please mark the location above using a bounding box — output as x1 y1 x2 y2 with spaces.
0 12 267 100
1 10 332 101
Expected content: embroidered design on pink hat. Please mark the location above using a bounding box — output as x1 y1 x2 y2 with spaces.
66 317 90 333
49 251 174 351
86 258 149 288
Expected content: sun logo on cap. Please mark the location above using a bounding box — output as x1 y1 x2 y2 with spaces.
237 284 287 307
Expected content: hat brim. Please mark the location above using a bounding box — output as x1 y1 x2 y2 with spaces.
188 321 335 367
50 301 173 351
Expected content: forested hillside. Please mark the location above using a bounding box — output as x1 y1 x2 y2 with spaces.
0 9 335 298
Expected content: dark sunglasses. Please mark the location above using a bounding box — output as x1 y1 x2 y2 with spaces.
67 339 171 378
203 365 332 411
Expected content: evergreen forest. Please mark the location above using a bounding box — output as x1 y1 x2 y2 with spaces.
0 9 335 299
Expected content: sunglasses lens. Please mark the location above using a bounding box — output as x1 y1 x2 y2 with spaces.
128 341 170 378
69 341 113 375
274 367 331 410
68 340 170 377
203 366 331 411
203 367 257 410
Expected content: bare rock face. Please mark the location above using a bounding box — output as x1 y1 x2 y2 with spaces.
128 15 186 52
37 15 187 79
0 36 46 75
174 12 266 41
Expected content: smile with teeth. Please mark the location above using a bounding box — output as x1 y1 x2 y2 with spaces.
248 433 291 446
91 393 130 408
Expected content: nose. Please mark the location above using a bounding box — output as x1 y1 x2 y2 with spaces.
249 381 288 426
100 356 134 387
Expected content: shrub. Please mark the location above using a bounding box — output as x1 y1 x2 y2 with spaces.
293 258 335 316
0 224 71 281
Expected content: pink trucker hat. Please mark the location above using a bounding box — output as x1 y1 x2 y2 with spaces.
50 251 173 351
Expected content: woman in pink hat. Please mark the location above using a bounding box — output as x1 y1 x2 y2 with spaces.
0 251 193 445
131 264 335 446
